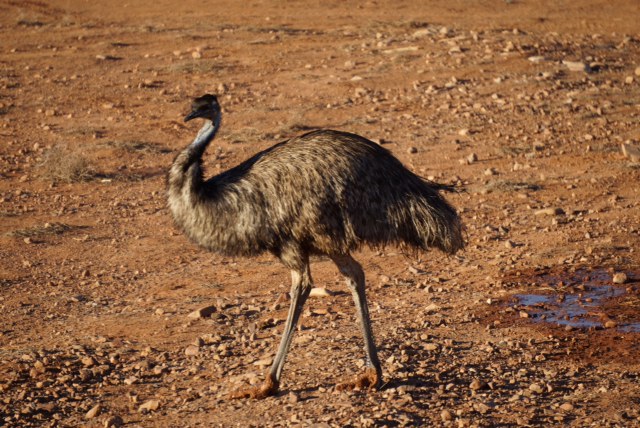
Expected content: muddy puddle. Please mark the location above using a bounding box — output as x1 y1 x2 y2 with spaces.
513 269 640 332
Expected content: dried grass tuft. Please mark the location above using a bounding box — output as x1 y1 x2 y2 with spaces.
39 144 94 182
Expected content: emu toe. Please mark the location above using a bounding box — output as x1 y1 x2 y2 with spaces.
335 367 381 392
228 377 279 400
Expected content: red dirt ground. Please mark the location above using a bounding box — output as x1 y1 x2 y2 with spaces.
1 1 639 426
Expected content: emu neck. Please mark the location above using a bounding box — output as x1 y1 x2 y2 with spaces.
188 115 220 164
168 115 220 193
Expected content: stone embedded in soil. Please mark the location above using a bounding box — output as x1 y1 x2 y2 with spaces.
441 410 453 421
253 357 273 367
309 287 333 298
474 402 490 414
187 305 217 319
470 379 487 390
184 345 200 356
612 272 628 284
534 207 565 216
85 404 101 419
621 142 640 163
560 403 574 412
138 400 160 413
528 55 546 63
81 356 96 367
104 415 124 427
529 383 544 394
563 60 589 72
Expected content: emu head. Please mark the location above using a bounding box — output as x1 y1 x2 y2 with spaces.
184 94 220 122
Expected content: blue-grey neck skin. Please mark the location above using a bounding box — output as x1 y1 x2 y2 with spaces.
188 113 220 162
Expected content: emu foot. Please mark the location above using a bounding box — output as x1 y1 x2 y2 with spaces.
336 368 381 392
228 376 279 400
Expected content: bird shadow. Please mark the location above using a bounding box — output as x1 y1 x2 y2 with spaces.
94 167 166 182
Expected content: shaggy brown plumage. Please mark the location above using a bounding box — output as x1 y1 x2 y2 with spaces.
168 94 464 399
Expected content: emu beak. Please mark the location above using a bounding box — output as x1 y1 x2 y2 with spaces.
184 111 199 122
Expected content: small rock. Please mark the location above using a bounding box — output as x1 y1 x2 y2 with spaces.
612 272 628 284
484 168 497 176
441 410 453 421
124 376 138 385
407 146 418 154
184 345 200 356
425 303 441 313
81 356 96 367
635 66 640 77
604 320 617 329
85 404 101 419
529 383 544 394
528 56 546 63
104 415 124 427
474 402 490 414
253 357 273 367
138 400 160 413
309 287 333 298
470 379 487 390
191 51 202 59
187 305 217 319
466 153 478 164
560 402 574 412
563 60 589 72
423 343 438 351
288 391 299 404
534 207 565 216
412 29 432 39
621 142 640 163
33 360 45 373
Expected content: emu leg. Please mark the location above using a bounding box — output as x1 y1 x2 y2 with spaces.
331 254 382 391
229 267 312 399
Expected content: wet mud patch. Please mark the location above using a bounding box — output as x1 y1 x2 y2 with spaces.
512 269 640 333
484 268 640 363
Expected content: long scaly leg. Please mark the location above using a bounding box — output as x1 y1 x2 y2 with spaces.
230 255 312 399
331 254 382 390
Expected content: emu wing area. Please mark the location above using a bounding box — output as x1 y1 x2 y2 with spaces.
206 130 462 256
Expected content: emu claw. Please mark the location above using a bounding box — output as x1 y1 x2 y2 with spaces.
228 377 279 400
336 368 381 392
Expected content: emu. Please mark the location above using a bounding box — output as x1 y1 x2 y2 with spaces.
167 94 464 399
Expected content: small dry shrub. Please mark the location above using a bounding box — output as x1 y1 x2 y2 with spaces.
39 144 94 182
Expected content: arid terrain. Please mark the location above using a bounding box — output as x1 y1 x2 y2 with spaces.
1 0 639 426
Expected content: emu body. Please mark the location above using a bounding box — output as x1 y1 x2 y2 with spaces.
168 94 464 398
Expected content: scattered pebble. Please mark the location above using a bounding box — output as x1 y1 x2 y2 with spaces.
562 60 589 72
138 400 160 413
441 409 453 421
104 415 124 427
534 207 565 216
85 404 101 419
529 383 544 394
184 345 200 356
310 287 334 298
187 305 217 319
612 272 628 284
560 403 574 412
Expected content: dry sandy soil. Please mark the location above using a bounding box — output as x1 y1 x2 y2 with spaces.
1 0 640 426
